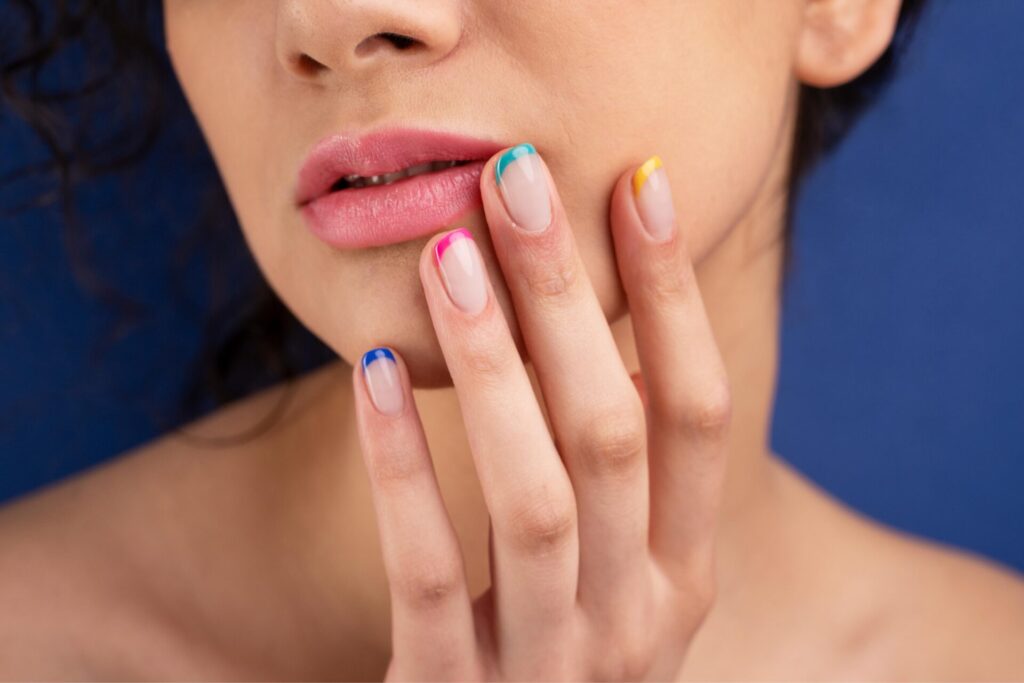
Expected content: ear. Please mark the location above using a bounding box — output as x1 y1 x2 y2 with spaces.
796 0 904 87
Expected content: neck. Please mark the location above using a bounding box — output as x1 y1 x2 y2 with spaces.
188 133 809 673
108 152 828 677
390 176 792 602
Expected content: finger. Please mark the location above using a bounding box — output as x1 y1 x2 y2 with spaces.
418 228 578 671
631 371 649 409
352 346 478 679
610 155 731 586
479 143 651 621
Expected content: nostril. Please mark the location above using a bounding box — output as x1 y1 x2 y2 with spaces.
378 32 418 50
354 31 422 57
295 53 327 77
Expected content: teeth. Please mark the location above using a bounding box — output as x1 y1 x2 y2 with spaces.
430 160 461 172
405 162 434 176
338 160 465 189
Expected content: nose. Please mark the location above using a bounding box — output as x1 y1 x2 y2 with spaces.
275 0 463 84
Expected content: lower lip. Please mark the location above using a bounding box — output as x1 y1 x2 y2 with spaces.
300 161 485 249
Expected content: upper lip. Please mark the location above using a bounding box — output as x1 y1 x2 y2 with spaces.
294 126 507 206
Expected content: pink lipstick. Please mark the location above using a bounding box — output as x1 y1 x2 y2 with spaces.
295 127 505 249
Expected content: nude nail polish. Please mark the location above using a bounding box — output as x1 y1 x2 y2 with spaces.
434 228 487 315
495 143 553 233
361 347 404 416
633 155 676 242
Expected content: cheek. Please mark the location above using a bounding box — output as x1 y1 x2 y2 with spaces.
166 2 281 266
674 6 802 261
544 1 801 316
164 0 802 385
167 3 377 364
170 63 447 378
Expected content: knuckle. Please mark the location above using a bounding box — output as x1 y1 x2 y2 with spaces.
673 554 718 619
688 385 733 437
689 564 717 615
522 256 583 309
688 577 717 626
603 635 655 681
637 248 694 308
458 325 516 387
589 619 656 681
504 492 577 556
658 381 733 439
576 404 647 480
392 556 464 611
367 449 430 490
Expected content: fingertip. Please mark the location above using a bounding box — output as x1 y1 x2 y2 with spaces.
609 162 646 245
481 146 506 190
359 345 407 417
478 145 514 211
632 154 677 243
419 228 453 290
483 142 564 238
389 346 414 391
611 155 682 251
632 155 664 197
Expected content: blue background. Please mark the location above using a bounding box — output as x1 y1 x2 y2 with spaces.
2 2 1023 572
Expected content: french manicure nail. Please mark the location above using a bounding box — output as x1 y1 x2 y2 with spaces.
632 155 676 242
434 228 488 315
495 143 552 233
361 347 404 416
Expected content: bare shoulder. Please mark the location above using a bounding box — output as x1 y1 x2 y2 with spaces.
867 527 1024 678
123 357 350 464
0 360 360 678
770 460 1024 679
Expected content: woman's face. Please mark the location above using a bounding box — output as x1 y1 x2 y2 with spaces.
164 1 803 387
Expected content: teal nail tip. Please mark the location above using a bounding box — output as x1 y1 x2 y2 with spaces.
495 143 537 183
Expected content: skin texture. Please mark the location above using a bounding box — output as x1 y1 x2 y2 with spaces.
164 0 800 384
1 0 1023 679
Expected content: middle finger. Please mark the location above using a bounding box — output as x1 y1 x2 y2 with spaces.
480 143 651 621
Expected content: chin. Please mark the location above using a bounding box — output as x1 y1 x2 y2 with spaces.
335 266 532 390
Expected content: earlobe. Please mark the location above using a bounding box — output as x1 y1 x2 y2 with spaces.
795 0 904 88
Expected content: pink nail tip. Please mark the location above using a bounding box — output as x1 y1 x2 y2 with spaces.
434 227 474 264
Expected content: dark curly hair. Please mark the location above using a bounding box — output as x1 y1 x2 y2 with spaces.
0 0 929 443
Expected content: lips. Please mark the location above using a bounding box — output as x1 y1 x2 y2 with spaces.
295 127 506 249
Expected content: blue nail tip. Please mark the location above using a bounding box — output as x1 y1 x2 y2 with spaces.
495 142 537 183
361 347 395 373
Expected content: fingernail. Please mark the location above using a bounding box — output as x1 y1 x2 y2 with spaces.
361 347 404 416
434 228 487 315
632 155 676 242
495 143 552 233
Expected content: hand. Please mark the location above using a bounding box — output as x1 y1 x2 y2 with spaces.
352 144 731 681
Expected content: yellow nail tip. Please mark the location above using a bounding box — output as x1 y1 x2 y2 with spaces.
632 155 663 196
